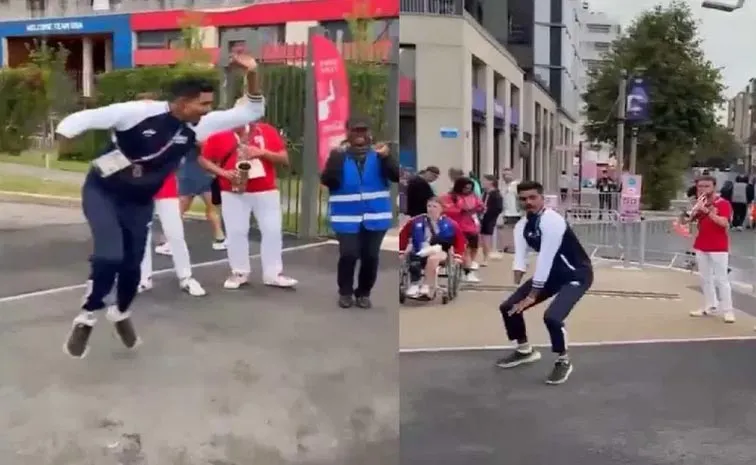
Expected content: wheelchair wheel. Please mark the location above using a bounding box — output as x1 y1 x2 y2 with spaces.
446 260 459 300
399 260 410 304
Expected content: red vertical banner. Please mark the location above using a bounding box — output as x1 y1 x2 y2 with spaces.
312 34 350 171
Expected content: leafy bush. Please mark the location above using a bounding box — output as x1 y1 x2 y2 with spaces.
0 67 47 154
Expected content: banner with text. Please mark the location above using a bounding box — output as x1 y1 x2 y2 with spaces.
312 34 350 171
620 174 643 222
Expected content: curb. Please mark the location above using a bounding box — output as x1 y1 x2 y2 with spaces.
0 191 207 220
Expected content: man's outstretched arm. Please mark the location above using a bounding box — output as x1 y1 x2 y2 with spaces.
56 101 160 139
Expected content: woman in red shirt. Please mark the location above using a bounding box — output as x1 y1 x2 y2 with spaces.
683 175 734 323
138 172 207 296
199 110 297 289
439 176 484 283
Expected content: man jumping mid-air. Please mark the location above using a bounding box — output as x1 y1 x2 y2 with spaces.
56 52 265 358
495 180 593 385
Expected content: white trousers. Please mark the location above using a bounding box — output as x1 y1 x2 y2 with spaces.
140 198 192 280
695 251 733 311
220 190 283 279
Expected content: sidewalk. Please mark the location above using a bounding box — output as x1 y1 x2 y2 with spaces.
400 256 756 350
0 161 85 184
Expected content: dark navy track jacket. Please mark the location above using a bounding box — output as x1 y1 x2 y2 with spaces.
513 208 592 289
55 96 265 203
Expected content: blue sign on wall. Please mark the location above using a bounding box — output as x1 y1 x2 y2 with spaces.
0 14 133 69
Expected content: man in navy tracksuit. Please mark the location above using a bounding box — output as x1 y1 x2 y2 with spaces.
320 117 399 309
496 180 593 385
55 53 265 358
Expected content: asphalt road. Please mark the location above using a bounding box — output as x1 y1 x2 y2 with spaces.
0 203 399 465
401 341 756 465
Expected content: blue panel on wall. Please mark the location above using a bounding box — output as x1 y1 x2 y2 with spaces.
0 15 133 68
399 149 417 171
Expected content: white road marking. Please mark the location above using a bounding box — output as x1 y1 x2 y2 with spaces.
399 335 756 353
0 241 334 304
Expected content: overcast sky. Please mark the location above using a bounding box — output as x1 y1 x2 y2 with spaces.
587 0 755 98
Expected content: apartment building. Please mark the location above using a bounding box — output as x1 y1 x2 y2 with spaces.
577 1 620 141
400 0 529 192
727 91 749 145
578 2 620 90
506 0 582 123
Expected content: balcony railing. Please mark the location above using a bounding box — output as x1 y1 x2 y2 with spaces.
400 0 464 16
0 0 267 20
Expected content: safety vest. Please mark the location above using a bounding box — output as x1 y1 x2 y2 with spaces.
328 151 393 233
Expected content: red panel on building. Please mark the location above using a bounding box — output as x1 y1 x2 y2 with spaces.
399 76 414 103
133 41 392 66
130 0 399 31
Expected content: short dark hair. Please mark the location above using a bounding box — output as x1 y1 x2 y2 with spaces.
516 180 544 194
424 166 440 175
696 175 716 186
168 77 215 100
483 174 498 187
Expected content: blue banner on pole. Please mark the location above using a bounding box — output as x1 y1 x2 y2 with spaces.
626 77 650 123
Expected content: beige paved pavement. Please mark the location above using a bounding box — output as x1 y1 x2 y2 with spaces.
400 256 756 350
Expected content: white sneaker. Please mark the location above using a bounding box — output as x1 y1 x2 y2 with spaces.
723 311 736 323
154 243 172 256
223 272 249 290
212 239 227 251
689 308 716 317
138 278 153 293
180 277 207 297
470 261 480 271
406 283 420 297
464 272 481 283
479 260 489 268
264 274 298 288
419 284 431 297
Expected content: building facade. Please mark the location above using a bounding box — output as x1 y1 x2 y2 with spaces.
727 80 755 168
577 1 620 138
577 3 620 85
0 0 397 96
399 7 525 193
399 0 578 193
506 0 582 123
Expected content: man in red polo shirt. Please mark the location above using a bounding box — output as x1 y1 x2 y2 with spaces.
199 112 297 289
684 174 734 323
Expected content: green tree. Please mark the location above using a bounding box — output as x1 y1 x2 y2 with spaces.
691 126 744 169
344 0 391 141
176 11 212 68
582 1 724 209
26 40 78 144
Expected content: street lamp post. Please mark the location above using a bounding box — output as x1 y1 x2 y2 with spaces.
701 0 745 11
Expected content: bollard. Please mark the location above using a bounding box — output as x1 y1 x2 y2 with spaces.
622 222 632 268
638 219 647 268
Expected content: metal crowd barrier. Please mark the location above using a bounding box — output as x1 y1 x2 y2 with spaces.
565 209 756 293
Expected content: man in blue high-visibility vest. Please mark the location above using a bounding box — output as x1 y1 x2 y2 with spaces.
321 117 399 309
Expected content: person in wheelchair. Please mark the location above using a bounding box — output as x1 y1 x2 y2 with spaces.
399 197 466 299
